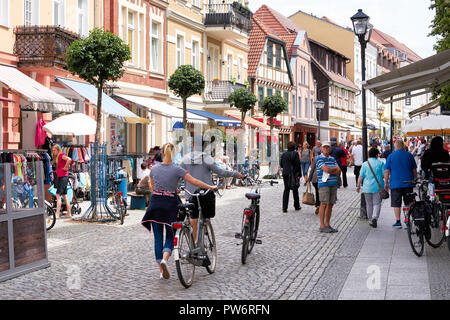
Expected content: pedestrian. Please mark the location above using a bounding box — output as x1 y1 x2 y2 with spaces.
299 141 312 185
51 144 72 218
316 141 341 233
330 140 347 188
384 140 417 228
307 154 321 215
420 136 450 179
313 140 322 157
356 147 385 228
136 163 152 205
351 140 364 184
381 144 391 159
141 143 217 280
339 142 349 188
280 141 302 213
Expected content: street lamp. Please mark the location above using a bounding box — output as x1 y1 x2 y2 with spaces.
314 100 325 141
377 106 384 139
351 9 372 162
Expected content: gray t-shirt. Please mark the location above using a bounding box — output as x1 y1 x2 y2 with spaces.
150 163 187 193
300 149 311 163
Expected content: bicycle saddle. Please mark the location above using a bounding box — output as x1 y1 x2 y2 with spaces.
245 193 260 200
178 203 195 210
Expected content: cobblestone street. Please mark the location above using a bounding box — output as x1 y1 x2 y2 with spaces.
0 173 362 300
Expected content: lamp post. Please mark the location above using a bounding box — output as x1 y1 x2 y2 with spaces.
351 9 372 162
377 106 384 139
314 100 325 141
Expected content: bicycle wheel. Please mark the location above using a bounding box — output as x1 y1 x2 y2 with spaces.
406 211 424 257
241 223 250 264
45 204 56 231
248 209 260 254
426 202 445 248
175 227 196 288
204 220 217 274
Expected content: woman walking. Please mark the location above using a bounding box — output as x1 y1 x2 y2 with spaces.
299 142 312 185
356 147 385 228
141 143 217 280
51 145 72 218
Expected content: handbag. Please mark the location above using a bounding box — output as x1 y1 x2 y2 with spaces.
302 182 315 205
367 160 389 200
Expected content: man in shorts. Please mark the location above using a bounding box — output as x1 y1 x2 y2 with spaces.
384 139 417 228
316 141 341 233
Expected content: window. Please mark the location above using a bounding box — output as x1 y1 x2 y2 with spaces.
305 98 309 118
267 88 273 97
127 12 135 64
191 40 199 70
275 45 281 68
176 34 185 67
53 0 65 26
267 42 273 66
151 22 160 72
237 57 242 81
208 46 219 80
292 94 296 116
0 0 9 27
77 0 88 37
310 99 314 119
192 0 200 8
276 89 281 97
298 96 302 117
227 54 233 80
283 92 289 113
258 86 264 110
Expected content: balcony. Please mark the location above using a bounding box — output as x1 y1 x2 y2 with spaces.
204 80 246 104
14 25 80 68
204 2 253 41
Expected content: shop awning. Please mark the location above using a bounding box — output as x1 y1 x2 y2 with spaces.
187 109 241 127
409 99 440 118
364 49 450 104
56 77 149 123
0 65 75 112
115 94 206 124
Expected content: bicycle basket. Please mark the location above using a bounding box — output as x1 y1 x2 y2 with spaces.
189 188 216 219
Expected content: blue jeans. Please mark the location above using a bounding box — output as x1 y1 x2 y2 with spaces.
301 161 310 176
152 222 174 263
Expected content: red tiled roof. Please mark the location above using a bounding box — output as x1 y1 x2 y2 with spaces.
248 15 284 78
371 28 422 62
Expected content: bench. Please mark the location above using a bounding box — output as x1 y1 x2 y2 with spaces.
128 192 147 210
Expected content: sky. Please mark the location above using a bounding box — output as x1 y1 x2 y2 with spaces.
248 0 437 59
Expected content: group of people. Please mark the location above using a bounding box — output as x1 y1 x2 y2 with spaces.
279 134 450 233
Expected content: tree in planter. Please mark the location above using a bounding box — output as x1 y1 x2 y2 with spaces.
228 88 257 128
168 65 205 129
260 94 288 172
428 0 450 111
65 28 130 219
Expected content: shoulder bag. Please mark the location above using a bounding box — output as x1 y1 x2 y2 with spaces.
367 160 389 200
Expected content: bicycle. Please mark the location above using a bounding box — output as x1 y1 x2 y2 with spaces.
172 188 220 288
430 162 450 253
235 177 278 264
107 168 127 225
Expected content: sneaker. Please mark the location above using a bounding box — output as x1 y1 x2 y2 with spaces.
160 260 170 279
295 207 301 211
371 219 377 228
327 226 338 233
392 221 402 228
319 227 327 233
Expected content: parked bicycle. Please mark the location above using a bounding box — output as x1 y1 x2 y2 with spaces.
172 188 219 288
107 167 127 225
235 177 278 264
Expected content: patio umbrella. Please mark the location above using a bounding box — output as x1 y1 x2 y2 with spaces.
402 115 450 136
43 112 99 136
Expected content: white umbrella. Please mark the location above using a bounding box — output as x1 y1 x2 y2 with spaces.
43 112 100 136
402 115 450 136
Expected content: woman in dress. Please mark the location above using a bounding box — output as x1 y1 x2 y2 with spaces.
141 143 217 280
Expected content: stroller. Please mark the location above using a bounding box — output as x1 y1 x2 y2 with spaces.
47 173 82 216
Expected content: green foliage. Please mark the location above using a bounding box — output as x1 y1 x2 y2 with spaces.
168 65 205 100
428 0 450 110
228 88 257 116
260 94 288 119
65 28 131 87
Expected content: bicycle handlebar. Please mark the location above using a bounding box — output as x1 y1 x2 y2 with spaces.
184 187 219 198
242 176 279 186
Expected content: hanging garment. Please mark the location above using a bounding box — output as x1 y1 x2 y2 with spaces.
35 119 47 148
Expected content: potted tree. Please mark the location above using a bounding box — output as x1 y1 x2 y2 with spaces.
228 87 257 128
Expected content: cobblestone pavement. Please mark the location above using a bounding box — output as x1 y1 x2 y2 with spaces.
0 175 362 300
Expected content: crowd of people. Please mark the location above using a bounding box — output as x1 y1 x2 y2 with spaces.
279 134 450 234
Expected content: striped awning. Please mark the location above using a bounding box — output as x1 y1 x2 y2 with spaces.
0 65 74 112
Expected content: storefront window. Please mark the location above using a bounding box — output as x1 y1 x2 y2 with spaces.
111 119 126 154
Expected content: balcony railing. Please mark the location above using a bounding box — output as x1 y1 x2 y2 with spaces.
204 80 246 102
14 25 80 68
204 2 253 34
